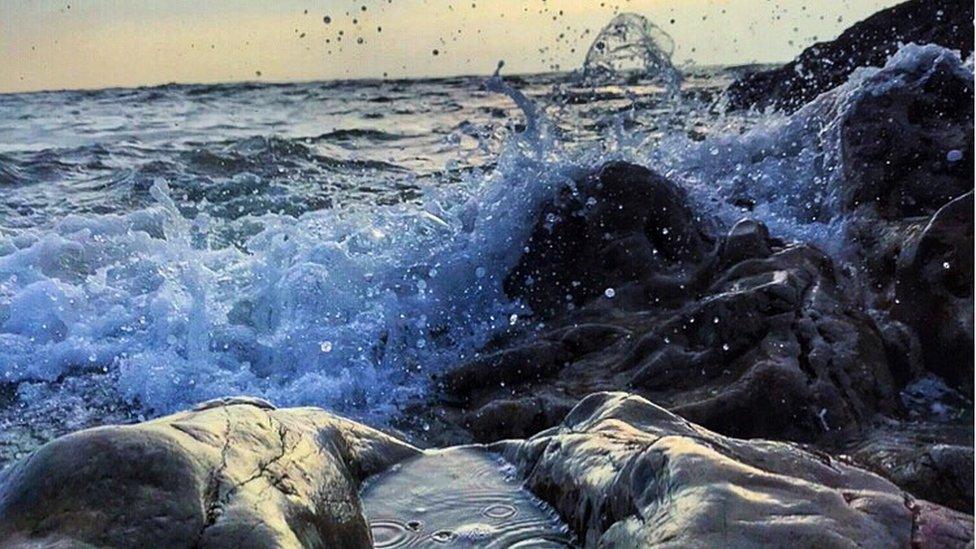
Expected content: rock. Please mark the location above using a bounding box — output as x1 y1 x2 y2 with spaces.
497 392 974 548
0 400 419 548
891 192 974 390
846 420 974 514
725 0 974 112
437 180 899 444
504 161 714 317
461 395 575 442
838 48 973 219
816 43 973 391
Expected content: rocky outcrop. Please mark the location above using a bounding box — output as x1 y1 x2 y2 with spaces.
504 161 714 318
497 392 974 548
890 192 975 390
838 47 973 220
836 46 974 391
436 162 899 446
427 36 976 510
3 393 972 548
725 0 974 112
0 397 419 548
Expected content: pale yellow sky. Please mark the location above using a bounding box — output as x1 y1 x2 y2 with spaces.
1 0 901 93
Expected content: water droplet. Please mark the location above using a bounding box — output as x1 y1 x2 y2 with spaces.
320 341 333 353
509 314 518 325
604 287 616 298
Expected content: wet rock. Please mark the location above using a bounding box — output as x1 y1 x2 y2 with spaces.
497 392 974 547
504 161 714 317
891 192 974 390
725 0 974 112
717 218 774 266
462 395 575 442
846 420 974 514
826 44 973 392
439 189 899 444
0 400 419 548
839 50 973 219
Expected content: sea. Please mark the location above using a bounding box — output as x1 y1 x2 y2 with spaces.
0 19 967 463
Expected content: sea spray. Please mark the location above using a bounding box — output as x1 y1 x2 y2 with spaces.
653 43 974 254
0 72 588 423
1 38 964 440
580 13 683 95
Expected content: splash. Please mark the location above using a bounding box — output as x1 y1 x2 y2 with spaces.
484 61 541 137
1 38 966 441
580 13 682 94
0 83 584 424
653 43 973 253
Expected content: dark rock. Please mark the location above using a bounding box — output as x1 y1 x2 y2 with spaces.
496 392 974 547
839 50 973 219
445 153 921 445
824 44 973 391
504 161 714 317
438 197 900 444
725 0 974 112
846 420 974 514
718 218 773 266
0 400 419 548
892 192 975 390
462 395 574 442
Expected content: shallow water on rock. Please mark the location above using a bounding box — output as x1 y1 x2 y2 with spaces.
361 447 573 548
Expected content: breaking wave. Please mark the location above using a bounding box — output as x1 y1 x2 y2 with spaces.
0 41 969 430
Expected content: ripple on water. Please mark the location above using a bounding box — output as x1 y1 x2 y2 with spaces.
370 520 411 548
360 447 574 548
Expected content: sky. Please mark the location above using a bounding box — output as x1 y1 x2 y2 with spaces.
1 0 903 94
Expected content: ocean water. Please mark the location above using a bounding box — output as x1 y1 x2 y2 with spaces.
0 39 969 459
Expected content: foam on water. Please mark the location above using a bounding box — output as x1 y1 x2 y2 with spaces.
0 77 592 422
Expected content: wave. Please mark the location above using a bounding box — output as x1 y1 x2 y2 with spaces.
1 42 966 430
313 128 412 142
0 87 585 422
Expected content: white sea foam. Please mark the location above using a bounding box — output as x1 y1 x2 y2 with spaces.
0 81 589 421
